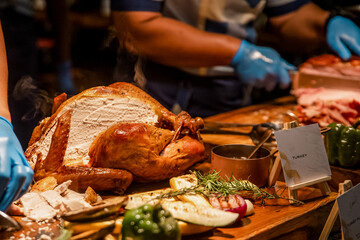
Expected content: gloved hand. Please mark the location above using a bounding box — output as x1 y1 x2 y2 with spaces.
327 16 360 60
0 116 33 212
230 40 296 92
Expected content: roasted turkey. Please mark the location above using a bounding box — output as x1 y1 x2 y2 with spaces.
25 82 205 193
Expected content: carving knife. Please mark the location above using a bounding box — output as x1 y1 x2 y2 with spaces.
290 71 360 91
0 211 22 230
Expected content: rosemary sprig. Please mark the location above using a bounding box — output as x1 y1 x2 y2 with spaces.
195 170 266 197
155 186 203 199
156 170 304 205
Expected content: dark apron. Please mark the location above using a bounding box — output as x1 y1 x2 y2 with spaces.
143 61 246 118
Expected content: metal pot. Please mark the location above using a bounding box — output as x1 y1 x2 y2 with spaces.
211 144 272 187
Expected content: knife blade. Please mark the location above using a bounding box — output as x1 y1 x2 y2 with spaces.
200 128 251 135
204 121 283 130
0 211 22 230
291 71 360 91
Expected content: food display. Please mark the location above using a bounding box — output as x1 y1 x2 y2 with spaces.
2 79 344 239
61 172 260 239
292 55 360 172
121 204 181 240
299 54 360 78
8 157 263 238
325 121 360 168
8 82 263 238
19 180 96 221
294 54 360 128
294 87 360 127
9 172 260 239
25 82 205 193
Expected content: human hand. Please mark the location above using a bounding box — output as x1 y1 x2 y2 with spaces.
230 40 296 92
327 16 360 60
0 116 33 212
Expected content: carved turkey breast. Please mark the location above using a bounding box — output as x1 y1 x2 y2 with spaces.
25 82 205 193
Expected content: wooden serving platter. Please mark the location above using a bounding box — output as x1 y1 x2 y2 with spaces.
0 217 61 239
184 183 338 240
0 183 338 240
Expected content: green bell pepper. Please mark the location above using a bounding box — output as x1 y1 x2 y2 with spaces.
325 121 360 168
121 204 180 240
325 122 346 165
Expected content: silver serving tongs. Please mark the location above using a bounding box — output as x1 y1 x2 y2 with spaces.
202 120 332 149
201 121 283 135
201 121 284 148
0 211 22 230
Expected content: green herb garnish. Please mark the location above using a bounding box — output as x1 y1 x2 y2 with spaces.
156 170 303 205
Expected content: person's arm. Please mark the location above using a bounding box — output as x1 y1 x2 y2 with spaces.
0 20 33 212
113 11 241 67
267 2 360 60
267 2 329 48
0 21 10 121
113 10 294 91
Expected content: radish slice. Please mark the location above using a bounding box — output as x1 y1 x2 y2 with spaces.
208 194 247 221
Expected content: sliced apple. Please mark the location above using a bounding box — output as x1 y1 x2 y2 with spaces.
125 188 172 209
170 174 212 208
245 199 254 216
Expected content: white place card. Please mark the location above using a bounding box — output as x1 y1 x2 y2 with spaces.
274 123 331 187
337 183 360 239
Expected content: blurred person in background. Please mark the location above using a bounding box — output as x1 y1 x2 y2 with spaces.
0 0 70 149
0 0 41 149
46 0 77 96
0 20 34 212
111 0 360 118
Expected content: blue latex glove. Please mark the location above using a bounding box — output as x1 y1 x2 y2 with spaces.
327 16 360 60
230 40 296 92
0 116 33 212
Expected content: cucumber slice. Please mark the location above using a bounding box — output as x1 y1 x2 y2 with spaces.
161 200 239 227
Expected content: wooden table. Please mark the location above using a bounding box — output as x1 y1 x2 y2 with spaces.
190 96 340 239
200 96 360 190
1 96 341 239
0 186 338 240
